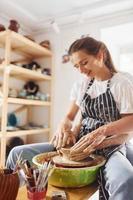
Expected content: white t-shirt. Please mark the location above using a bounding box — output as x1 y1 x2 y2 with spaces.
70 72 133 114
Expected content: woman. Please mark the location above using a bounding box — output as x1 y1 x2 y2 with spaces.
6 37 133 200
52 37 133 199
64 37 133 200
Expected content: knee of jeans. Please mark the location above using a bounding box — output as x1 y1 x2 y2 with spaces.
124 173 133 186
6 147 17 168
106 170 133 192
114 173 133 193
7 145 24 162
11 145 23 155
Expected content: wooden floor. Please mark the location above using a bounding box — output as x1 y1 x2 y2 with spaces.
17 183 98 200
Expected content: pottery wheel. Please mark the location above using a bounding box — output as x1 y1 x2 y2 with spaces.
52 155 102 167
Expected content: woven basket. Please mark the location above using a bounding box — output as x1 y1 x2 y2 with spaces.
0 169 19 200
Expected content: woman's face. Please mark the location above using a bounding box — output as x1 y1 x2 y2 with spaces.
71 50 103 78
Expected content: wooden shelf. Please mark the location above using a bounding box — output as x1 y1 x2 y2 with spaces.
0 30 52 58
0 64 52 81
8 97 51 106
0 128 50 138
0 30 53 167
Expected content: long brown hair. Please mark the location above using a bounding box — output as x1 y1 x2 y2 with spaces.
68 37 117 73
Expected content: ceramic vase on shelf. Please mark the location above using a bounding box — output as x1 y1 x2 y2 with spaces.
8 19 20 32
0 24 6 32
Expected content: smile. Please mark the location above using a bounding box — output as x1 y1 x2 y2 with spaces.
86 70 91 76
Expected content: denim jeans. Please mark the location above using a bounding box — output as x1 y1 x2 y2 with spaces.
6 143 55 186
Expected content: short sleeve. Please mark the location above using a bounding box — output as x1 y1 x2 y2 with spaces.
70 77 91 106
70 81 82 101
112 73 133 114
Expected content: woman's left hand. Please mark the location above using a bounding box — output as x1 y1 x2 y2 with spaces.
70 125 107 161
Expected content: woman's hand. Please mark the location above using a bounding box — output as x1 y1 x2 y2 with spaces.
50 119 76 149
69 125 107 161
50 100 79 149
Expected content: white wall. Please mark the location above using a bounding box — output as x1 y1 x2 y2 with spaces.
101 22 133 72
34 11 133 137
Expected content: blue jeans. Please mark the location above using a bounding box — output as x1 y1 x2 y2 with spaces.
104 143 133 200
6 143 55 186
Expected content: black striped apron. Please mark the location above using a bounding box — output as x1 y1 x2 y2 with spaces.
78 78 122 200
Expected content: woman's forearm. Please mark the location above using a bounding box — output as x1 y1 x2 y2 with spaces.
59 100 79 132
72 122 82 137
105 114 133 136
97 134 129 150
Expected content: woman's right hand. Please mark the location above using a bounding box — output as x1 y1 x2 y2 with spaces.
50 100 79 149
50 119 76 149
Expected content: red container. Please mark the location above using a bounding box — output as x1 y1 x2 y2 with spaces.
27 188 47 200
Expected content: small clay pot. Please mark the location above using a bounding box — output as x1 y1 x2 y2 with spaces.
62 54 70 63
0 24 6 32
0 58 4 64
40 40 51 49
60 147 71 159
8 20 20 32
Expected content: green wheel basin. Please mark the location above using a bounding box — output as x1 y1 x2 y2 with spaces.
32 153 105 188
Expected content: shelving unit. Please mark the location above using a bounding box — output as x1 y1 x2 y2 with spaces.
0 128 51 138
0 64 52 81
7 97 51 106
0 30 53 167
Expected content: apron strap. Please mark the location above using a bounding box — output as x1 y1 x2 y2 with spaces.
107 79 111 91
86 78 94 90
